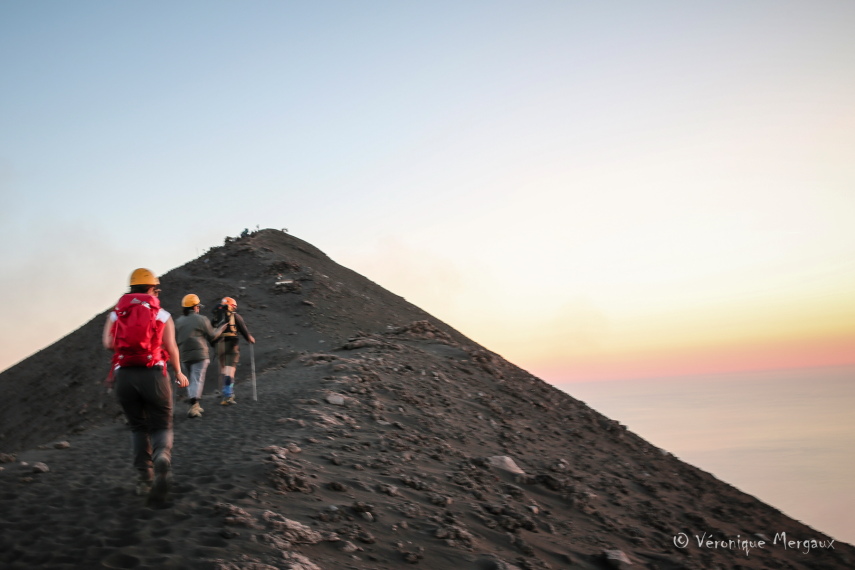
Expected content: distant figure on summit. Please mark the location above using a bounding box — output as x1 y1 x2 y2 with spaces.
212 296 255 405
103 268 188 504
175 294 226 418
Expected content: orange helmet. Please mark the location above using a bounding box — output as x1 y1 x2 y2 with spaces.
222 297 237 310
129 268 159 286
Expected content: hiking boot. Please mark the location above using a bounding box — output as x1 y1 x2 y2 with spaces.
220 396 236 406
147 456 171 505
135 478 152 496
187 402 202 418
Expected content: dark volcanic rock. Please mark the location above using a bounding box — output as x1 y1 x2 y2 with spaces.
0 229 850 570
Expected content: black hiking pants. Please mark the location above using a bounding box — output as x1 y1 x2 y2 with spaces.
114 366 174 480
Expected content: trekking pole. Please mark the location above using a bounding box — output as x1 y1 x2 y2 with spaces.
250 342 258 402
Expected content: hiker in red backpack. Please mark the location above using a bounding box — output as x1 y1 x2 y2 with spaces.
102 268 188 504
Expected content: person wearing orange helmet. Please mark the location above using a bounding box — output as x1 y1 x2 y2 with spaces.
212 296 255 405
175 294 227 418
102 268 188 504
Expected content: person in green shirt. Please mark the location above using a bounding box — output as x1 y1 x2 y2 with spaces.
175 294 225 418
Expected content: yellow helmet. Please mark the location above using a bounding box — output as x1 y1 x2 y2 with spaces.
222 296 237 310
129 268 160 286
182 294 201 308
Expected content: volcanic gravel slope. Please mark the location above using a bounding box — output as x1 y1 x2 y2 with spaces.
0 229 850 570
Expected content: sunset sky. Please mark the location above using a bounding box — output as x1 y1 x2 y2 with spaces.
1 1 854 382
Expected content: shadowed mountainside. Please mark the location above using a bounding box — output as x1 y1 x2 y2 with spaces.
0 229 850 569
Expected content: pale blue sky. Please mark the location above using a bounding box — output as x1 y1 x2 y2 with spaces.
2 1 854 377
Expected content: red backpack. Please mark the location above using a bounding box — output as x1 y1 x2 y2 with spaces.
110 293 168 369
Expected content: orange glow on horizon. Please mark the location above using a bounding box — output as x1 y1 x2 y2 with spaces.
528 333 855 382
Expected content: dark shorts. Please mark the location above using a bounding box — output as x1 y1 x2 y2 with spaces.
218 336 240 367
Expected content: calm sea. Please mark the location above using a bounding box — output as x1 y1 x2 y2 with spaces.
558 365 855 545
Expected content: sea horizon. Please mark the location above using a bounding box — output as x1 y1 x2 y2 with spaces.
557 364 855 545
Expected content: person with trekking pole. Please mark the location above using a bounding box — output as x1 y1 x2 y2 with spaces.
212 296 255 406
102 268 188 504
175 294 226 418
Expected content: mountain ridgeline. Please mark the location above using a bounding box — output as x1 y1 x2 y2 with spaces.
0 229 849 569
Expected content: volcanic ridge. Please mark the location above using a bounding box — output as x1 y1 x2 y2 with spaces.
0 229 849 569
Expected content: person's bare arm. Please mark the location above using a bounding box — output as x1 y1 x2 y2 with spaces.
102 316 115 350
163 318 189 387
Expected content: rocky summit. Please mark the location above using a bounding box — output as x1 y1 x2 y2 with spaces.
0 229 850 569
